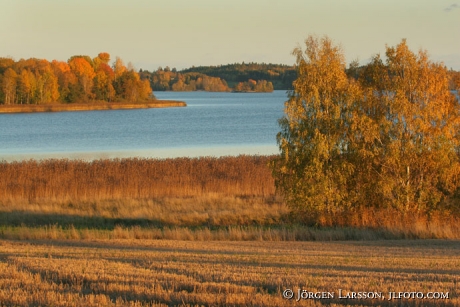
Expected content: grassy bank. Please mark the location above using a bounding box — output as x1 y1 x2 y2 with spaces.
0 100 186 113
1 196 459 240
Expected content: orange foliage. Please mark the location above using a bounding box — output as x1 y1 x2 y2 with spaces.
1 53 152 104
68 57 95 80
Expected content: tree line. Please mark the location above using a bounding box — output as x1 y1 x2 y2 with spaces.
0 53 153 105
180 62 297 90
140 67 275 92
272 36 460 226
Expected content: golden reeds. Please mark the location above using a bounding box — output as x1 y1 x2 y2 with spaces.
0 155 275 202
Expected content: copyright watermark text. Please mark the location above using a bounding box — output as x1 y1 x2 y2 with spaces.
282 289 450 301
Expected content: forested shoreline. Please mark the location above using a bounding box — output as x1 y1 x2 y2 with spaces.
179 62 296 90
0 53 153 105
140 63 282 92
0 59 289 104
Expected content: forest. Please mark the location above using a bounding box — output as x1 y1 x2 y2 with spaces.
0 53 153 105
140 63 293 92
180 62 296 89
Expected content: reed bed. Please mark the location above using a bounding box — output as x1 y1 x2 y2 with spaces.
0 156 275 201
0 239 458 306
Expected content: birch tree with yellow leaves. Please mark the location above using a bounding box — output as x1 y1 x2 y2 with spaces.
272 36 363 224
272 36 460 225
360 40 460 213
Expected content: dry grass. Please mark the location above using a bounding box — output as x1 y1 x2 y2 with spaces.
0 224 409 242
0 196 286 228
1 196 458 240
0 239 458 306
0 100 186 113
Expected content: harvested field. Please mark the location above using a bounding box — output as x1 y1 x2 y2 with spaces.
0 239 458 306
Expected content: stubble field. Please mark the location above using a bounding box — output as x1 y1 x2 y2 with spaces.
0 239 458 307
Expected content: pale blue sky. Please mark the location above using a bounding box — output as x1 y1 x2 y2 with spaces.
1 0 459 71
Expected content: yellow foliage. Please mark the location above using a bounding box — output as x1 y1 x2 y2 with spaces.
273 36 460 225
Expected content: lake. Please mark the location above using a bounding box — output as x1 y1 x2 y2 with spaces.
0 91 289 161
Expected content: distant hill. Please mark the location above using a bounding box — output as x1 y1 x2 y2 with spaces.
180 63 296 90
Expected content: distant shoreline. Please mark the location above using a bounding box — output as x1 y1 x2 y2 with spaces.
0 100 186 114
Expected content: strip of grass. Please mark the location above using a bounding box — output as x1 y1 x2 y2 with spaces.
0 100 186 113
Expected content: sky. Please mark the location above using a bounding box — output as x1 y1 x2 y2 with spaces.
1 0 459 71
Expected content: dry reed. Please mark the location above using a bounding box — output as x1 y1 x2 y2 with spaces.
0 155 275 201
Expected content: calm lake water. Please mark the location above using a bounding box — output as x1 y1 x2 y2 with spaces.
0 91 289 161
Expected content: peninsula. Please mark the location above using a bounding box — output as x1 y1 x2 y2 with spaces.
0 53 184 112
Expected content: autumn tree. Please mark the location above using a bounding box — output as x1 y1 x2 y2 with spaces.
358 40 460 213
0 57 15 74
271 36 362 224
113 57 127 80
51 60 78 103
17 69 34 104
272 36 460 225
1 68 18 104
254 80 274 92
33 60 60 104
93 55 115 101
171 75 186 91
448 69 460 92
233 79 274 92
92 52 111 71
68 56 96 101
0 53 152 105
